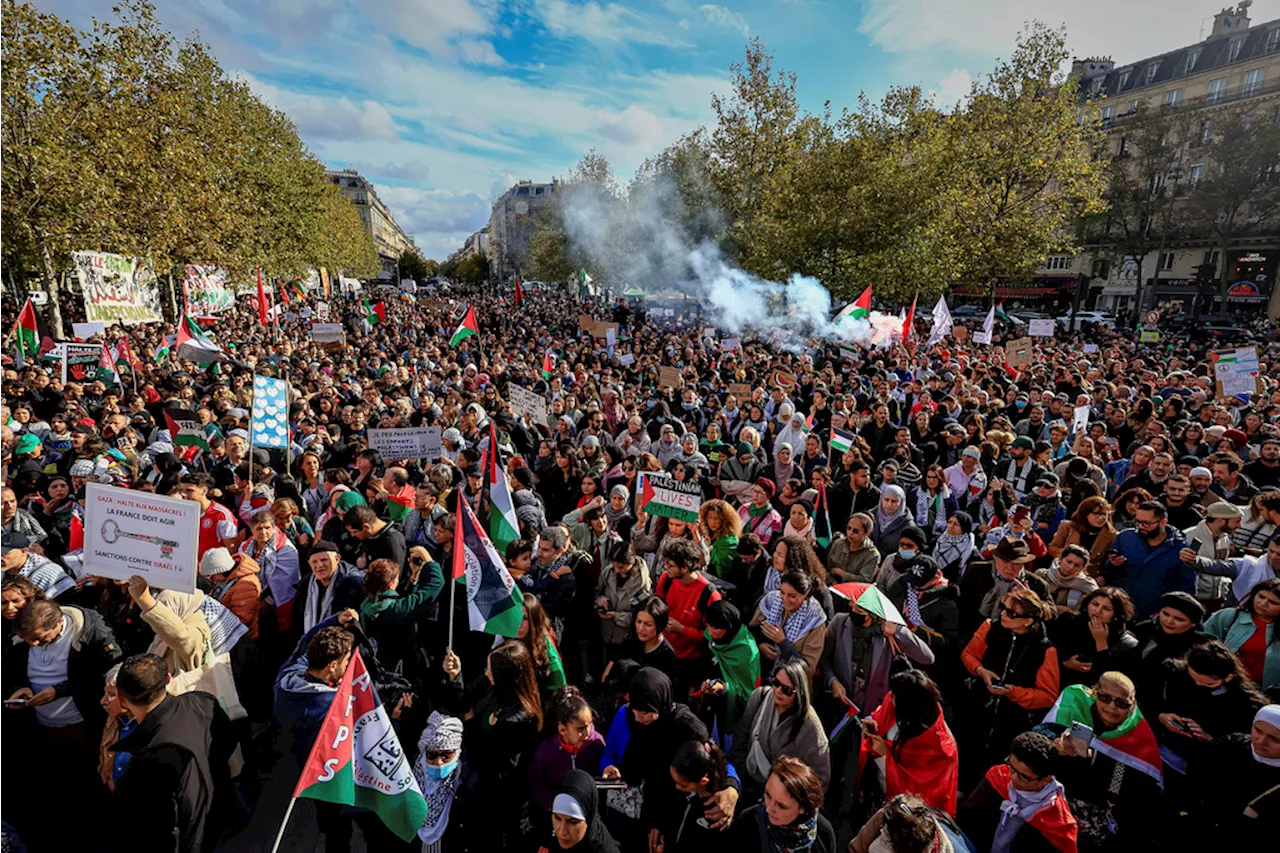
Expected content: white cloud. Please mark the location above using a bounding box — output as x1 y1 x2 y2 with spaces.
858 0 1256 64
699 4 750 37
536 0 679 46
242 74 399 141
350 160 432 181
361 0 491 53
596 104 665 147
930 68 973 107
375 185 495 255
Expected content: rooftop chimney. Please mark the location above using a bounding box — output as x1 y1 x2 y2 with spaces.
1208 1 1252 39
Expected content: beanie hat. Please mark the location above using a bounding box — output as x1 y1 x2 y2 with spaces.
199 547 234 578
754 477 776 500
1159 591 1205 625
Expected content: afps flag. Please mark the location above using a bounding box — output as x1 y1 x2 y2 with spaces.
293 648 427 841
451 498 523 636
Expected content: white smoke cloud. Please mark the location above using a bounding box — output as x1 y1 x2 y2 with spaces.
557 170 903 348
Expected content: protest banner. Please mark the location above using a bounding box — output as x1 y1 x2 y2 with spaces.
367 427 443 461
721 337 741 352
618 353 635 366
1083 343 1098 354
62 342 104 384
182 265 236 315
658 366 684 388
251 376 290 449
73 250 162 325
952 325 969 342
1006 337 1034 368
320 267 332 299
1027 319 1056 337
316 301 330 320
636 472 702 523
83 483 199 593
773 370 797 388
72 322 106 340
310 323 346 344
1213 347 1262 398
508 384 549 427
593 322 619 340
729 383 754 401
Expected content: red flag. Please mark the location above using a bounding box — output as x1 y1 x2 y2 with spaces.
513 280 525 308
68 513 84 552
257 269 268 326
278 280 290 305
902 296 917 341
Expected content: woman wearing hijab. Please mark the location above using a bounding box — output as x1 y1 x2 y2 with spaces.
1193 704 1280 847
413 711 464 852
550 769 621 853
773 413 808 461
726 755 838 853
871 485 911 556
702 600 761 735
599 668 738 850
931 511 975 582
767 443 802 490
603 485 634 542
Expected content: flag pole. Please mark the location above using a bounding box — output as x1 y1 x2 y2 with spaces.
247 374 255 487
268 796 298 853
447 563 456 651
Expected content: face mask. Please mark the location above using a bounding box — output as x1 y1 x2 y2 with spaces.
424 758 459 780
898 548 917 561
646 400 656 409
682 402 696 410
1016 401 1027 409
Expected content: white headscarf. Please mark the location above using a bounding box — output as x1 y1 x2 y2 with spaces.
774 414 807 458
1252 705 1280 767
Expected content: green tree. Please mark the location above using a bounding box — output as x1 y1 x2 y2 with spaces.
1183 108 1280 286
524 210 574 282
455 253 489 285
935 23 1108 299
397 248 431 281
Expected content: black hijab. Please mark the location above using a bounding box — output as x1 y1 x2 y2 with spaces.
554 770 620 853
620 668 708 785
705 599 743 640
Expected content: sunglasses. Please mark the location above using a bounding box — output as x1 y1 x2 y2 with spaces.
1001 606 1031 620
769 677 796 697
1094 692 1133 711
422 749 456 763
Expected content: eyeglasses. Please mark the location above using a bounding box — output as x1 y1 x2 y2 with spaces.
1094 692 1133 710
1001 606 1030 620
769 677 796 697
410 557 425 566
1004 758 1042 784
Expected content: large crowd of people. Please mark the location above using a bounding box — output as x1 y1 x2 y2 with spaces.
2 282 1279 853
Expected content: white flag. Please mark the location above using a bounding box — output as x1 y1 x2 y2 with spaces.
972 305 996 345
925 295 953 348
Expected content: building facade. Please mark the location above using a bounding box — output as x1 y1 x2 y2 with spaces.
326 169 416 276
1060 3 1280 319
461 226 489 260
488 179 559 281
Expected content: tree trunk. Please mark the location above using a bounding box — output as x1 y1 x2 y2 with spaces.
39 242 64 340
165 271 179 322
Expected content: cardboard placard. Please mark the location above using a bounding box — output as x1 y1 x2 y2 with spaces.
1005 337 1034 368
83 483 199 593
1027 319 1056 337
367 427 442 461
508 384 549 427
952 325 969 342
773 370 797 388
728 383 754 401
659 366 684 388
593 322 619 339
578 314 596 332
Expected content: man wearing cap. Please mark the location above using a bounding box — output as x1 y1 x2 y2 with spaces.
960 537 1051 634
1180 501 1243 608
1002 436 1046 502
2 533 75 599
944 446 988 512
291 540 366 636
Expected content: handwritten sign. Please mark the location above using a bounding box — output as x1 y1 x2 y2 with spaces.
659 366 684 388
508 384 549 427
1213 347 1261 398
83 484 199 593
1006 337 1034 368
367 427 442 461
73 250 162 325
728 383 754 401
1027 319 1056 337
637 472 702 523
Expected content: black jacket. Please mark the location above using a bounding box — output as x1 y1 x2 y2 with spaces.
288 561 366 637
2 604 121 731
111 691 236 853
1047 611 1139 688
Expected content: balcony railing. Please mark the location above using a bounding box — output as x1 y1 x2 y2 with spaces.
1107 77 1280 123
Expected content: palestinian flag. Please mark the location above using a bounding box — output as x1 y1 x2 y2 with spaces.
835 286 872 324
541 351 555 380
901 296 917 341
830 427 854 454
995 301 1011 324
387 492 413 522
97 345 119 385
513 279 525 308
164 408 211 452
113 338 142 372
814 483 834 550
363 299 386 326
10 298 38 361
293 648 428 841
285 279 307 302
449 305 479 347
175 313 222 364
153 335 175 364
451 496 523 636
486 421 520 554
1044 684 1163 786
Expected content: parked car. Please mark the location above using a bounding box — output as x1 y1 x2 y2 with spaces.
1058 310 1116 330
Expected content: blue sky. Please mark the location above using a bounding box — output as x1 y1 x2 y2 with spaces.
36 0 1279 260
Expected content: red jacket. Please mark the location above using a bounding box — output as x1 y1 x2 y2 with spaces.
655 571 721 660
